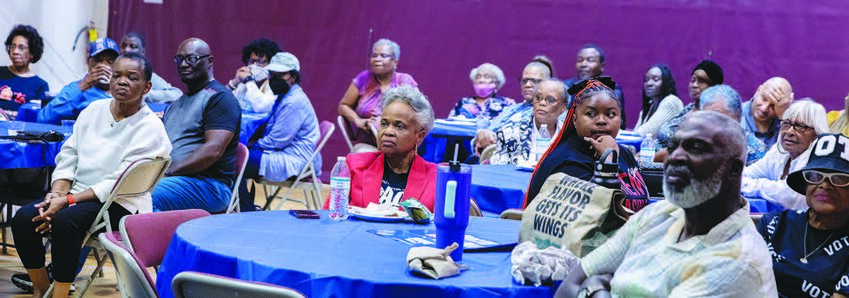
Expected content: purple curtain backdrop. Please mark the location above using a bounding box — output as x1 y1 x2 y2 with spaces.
108 0 849 174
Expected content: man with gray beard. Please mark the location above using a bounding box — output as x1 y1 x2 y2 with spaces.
557 111 777 297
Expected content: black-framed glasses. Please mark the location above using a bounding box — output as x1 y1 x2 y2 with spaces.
172 54 211 65
803 170 849 187
520 78 543 85
780 120 813 134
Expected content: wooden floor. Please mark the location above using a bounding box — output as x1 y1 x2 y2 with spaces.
0 181 326 297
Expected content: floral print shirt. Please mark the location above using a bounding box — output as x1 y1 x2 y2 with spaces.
448 95 515 119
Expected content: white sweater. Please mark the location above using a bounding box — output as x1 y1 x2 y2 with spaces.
634 94 683 136
52 99 172 214
741 144 809 210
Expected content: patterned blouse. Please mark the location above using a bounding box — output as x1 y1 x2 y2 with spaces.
448 95 515 119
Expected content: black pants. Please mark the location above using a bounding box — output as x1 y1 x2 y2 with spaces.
11 199 130 283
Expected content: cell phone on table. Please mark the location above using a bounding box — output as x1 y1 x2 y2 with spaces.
289 210 320 219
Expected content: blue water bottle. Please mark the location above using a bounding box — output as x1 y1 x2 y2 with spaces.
434 160 471 261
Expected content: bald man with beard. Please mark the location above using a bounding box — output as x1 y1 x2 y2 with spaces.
557 111 776 297
742 77 794 149
152 38 241 213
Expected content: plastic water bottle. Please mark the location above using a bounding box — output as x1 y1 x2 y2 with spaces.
475 111 490 130
329 157 350 220
639 133 657 168
535 124 552 162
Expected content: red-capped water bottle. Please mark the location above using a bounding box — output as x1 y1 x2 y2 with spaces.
329 156 350 220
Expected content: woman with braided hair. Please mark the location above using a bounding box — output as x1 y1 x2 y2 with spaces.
524 77 649 212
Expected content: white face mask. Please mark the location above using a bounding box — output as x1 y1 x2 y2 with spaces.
249 64 269 82
663 164 724 209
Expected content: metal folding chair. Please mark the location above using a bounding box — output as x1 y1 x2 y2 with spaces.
172 271 305 298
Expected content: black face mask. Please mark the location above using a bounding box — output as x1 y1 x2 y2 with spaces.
268 76 291 95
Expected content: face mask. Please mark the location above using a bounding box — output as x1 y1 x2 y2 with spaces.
474 83 497 98
249 64 269 82
268 76 291 95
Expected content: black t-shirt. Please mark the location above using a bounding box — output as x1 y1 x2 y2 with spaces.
756 209 849 297
379 159 409 205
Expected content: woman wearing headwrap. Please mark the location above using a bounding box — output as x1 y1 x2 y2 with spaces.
655 60 723 149
524 77 649 212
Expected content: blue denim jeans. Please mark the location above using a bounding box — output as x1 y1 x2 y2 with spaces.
152 176 231 213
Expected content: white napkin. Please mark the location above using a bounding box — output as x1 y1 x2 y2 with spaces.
510 241 579 286
407 243 462 279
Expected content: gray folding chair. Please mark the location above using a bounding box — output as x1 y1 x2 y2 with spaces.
172 271 305 298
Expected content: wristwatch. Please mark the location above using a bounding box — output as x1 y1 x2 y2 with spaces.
577 285 605 298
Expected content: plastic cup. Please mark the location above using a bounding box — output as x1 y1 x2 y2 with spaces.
61 120 75 136
434 163 472 261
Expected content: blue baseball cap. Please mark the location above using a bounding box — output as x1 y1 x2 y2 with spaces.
89 38 119 57
787 133 849 194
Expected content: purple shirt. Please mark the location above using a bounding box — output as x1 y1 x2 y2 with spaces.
352 70 418 118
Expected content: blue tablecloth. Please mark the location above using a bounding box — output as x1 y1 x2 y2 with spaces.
0 121 69 169
238 112 268 144
471 165 532 214
156 211 553 298
420 120 478 163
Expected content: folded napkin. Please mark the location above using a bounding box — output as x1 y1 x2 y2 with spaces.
407 243 462 279
510 241 579 286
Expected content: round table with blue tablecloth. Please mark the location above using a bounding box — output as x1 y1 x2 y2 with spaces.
156 211 554 298
471 165 532 214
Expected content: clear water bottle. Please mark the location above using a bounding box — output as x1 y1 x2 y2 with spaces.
329 156 350 220
639 133 657 168
535 124 552 162
475 111 490 130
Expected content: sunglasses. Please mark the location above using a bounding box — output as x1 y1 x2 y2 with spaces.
803 170 849 187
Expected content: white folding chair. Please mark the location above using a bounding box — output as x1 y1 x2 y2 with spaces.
337 114 377 153
46 156 171 298
173 271 305 298
224 143 249 214
258 121 333 210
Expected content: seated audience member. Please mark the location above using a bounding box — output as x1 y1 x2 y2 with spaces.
152 38 241 213
10 53 171 298
827 92 849 136
489 79 565 165
338 38 417 147
119 31 182 103
226 38 281 113
339 86 437 211
696 85 766 165
448 63 515 119
758 133 849 298
556 111 777 297
634 64 682 136
525 78 648 212
473 57 553 155
742 99 828 210
0 24 48 115
238 52 321 211
563 44 626 129
37 38 119 125
741 77 793 149
656 60 723 148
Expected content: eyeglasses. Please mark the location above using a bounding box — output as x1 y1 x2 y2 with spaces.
803 170 849 187
6 44 28 52
780 120 813 134
534 95 559 105
520 78 543 85
370 53 394 59
172 54 211 65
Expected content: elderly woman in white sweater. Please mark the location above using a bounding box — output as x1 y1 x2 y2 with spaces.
741 99 827 210
11 53 171 297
